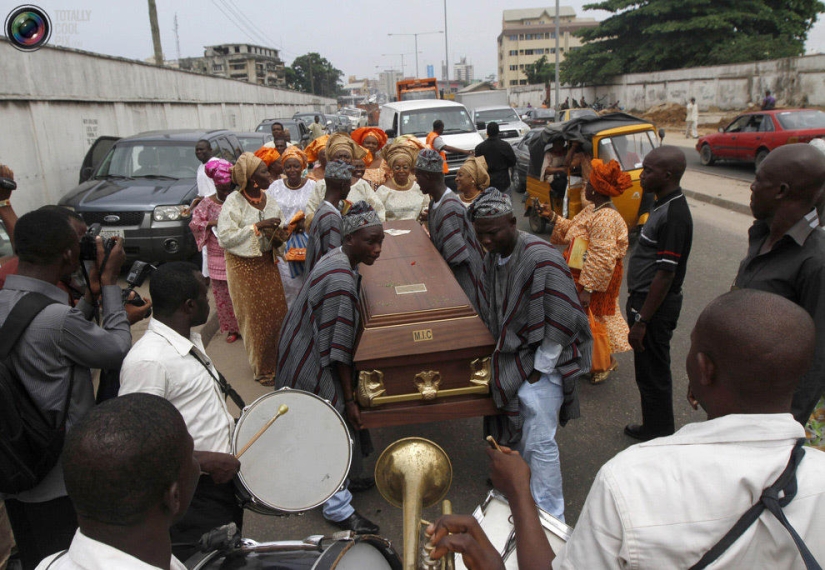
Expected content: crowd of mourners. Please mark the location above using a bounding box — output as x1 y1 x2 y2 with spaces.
0 117 824 570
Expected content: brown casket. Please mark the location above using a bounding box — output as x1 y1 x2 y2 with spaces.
354 220 499 428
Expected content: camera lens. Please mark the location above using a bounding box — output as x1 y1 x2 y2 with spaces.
5 6 52 51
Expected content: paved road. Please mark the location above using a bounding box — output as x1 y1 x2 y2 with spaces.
194 195 754 564
667 134 756 183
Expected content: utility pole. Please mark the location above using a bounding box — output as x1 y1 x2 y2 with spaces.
444 0 449 82
173 13 181 62
147 0 164 66
309 55 315 95
554 0 560 115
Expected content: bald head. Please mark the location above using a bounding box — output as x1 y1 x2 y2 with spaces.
689 290 814 416
758 144 825 209
649 146 686 179
640 146 686 196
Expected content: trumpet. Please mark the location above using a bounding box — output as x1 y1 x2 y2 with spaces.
374 437 455 570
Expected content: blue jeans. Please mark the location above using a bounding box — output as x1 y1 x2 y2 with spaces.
322 482 354 522
515 373 565 522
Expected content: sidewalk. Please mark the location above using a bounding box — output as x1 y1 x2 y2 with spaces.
664 129 753 217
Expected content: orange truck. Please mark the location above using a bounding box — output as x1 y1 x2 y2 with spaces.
396 78 439 102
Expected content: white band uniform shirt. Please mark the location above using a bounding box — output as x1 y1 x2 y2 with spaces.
36 530 186 570
119 318 234 454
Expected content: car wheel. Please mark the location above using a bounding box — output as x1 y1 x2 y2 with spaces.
699 144 716 166
755 149 769 170
528 207 547 234
512 168 526 194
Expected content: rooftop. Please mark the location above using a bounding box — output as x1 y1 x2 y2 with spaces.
503 7 577 21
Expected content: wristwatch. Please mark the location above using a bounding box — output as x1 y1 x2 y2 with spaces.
634 313 649 325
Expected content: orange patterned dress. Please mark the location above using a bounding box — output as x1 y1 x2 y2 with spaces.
550 204 631 354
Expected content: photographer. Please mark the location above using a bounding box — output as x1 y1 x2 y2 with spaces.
0 209 133 569
0 164 19 261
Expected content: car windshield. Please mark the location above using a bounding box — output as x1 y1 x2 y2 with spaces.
776 111 825 130
476 108 520 123
534 109 553 118
238 135 266 152
295 114 321 123
597 131 658 171
400 107 475 136
95 143 199 179
341 109 360 117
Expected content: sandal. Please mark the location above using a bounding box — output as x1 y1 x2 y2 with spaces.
257 376 277 387
226 332 239 343
591 357 618 385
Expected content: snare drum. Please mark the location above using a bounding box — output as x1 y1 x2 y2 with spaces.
456 490 572 570
187 535 402 570
232 389 353 515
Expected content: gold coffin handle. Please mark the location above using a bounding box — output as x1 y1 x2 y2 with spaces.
357 358 491 407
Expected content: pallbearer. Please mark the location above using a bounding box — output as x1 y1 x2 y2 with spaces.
468 187 592 522
274 201 384 535
303 160 352 273
415 148 485 312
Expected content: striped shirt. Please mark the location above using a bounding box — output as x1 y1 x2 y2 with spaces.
304 201 342 273
627 189 693 294
0 275 131 502
274 248 359 411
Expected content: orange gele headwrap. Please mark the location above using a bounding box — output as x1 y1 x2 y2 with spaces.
351 127 388 150
280 146 308 170
253 146 280 166
589 158 632 198
304 134 329 163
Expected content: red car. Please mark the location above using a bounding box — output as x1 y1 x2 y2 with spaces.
696 109 825 169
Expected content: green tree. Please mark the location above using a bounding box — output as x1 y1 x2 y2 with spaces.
560 0 825 86
286 52 344 97
523 55 556 84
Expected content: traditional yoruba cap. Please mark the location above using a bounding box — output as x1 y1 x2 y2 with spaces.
467 187 513 222
342 201 382 236
204 158 232 185
415 149 445 173
325 160 353 182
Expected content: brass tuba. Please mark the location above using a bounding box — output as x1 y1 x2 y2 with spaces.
375 437 454 570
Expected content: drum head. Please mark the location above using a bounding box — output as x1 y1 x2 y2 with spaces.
315 536 401 570
233 389 352 513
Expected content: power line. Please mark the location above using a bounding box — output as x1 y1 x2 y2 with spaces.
208 0 263 46
223 0 279 48
217 0 271 47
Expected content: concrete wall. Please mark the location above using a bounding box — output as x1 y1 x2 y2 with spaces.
0 39 336 213
507 54 825 115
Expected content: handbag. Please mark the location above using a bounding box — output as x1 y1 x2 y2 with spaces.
588 308 611 373
284 231 308 278
565 237 589 270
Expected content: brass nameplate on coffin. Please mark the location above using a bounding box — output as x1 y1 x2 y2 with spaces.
413 329 433 342
395 283 427 295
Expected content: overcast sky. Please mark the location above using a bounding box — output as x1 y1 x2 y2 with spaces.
8 0 825 80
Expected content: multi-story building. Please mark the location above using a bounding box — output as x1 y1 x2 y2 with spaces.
497 7 598 87
179 43 285 87
378 69 404 100
454 56 474 83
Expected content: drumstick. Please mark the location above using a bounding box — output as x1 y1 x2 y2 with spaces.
486 435 503 452
236 404 289 459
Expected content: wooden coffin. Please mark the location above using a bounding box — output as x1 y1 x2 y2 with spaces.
354 220 499 428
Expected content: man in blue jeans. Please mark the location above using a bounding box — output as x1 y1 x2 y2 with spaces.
625 146 693 441
469 188 591 520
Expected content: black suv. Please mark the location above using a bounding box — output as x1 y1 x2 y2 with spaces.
59 130 243 263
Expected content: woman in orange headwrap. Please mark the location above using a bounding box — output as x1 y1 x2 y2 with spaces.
352 127 389 188
305 134 329 181
542 158 632 383
254 145 282 179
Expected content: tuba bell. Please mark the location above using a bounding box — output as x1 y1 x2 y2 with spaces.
374 437 453 570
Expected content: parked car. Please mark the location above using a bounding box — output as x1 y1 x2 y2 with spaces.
236 131 274 152
510 127 543 194
328 114 351 133
473 105 531 144
522 108 555 128
59 129 243 263
293 112 332 135
696 109 825 169
255 118 310 148
558 108 599 122
341 107 368 129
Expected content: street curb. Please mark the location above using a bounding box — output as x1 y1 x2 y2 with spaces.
683 188 752 217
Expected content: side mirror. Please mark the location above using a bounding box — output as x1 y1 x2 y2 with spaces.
301 133 310 141
80 166 94 182
658 128 665 140
476 121 486 131
385 128 396 138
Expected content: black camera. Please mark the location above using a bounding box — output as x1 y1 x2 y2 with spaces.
79 223 115 261
122 261 155 316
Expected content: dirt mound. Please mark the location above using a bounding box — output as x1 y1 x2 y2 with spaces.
641 102 686 126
